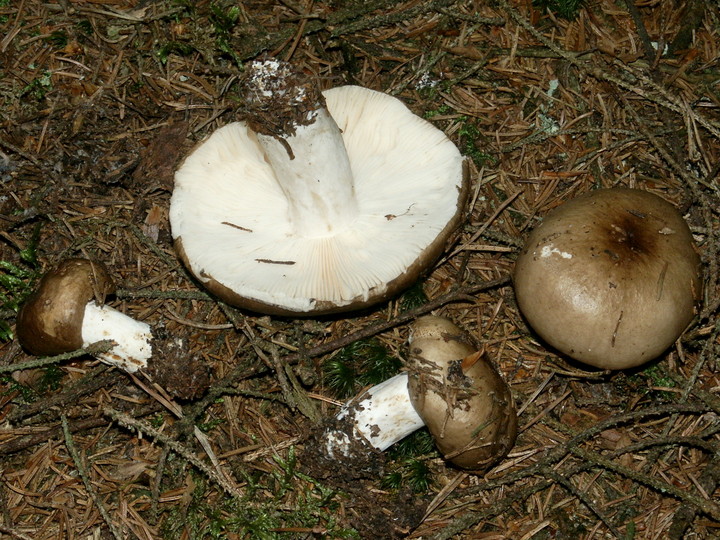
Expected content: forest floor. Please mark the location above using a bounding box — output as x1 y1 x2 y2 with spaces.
1 0 719 538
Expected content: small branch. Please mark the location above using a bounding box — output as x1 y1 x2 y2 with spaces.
436 7 505 26
104 407 246 502
0 525 35 540
174 276 511 433
330 0 458 36
115 288 211 301
175 355 268 433
428 478 549 539
669 452 720 539
243 323 297 410
0 340 115 374
282 274 512 365
8 365 116 424
545 469 622 538
494 0 720 140
622 0 656 62
433 405 716 537
0 137 40 165
62 415 124 540
150 445 170 520
569 445 720 521
242 322 320 422
461 402 710 496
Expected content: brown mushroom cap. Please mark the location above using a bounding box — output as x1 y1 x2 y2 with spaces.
16 258 116 356
407 316 518 471
513 188 702 369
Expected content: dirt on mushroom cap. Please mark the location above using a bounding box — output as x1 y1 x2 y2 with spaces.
407 316 518 471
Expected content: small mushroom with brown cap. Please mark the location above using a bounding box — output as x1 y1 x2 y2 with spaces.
170 58 468 316
513 187 702 370
319 316 517 472
407 316 518 470
16 258 153 373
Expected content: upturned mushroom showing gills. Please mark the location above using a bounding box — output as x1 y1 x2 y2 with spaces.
321 316 517 472
170 58 468 315
16 258 152 373
513 187 702 370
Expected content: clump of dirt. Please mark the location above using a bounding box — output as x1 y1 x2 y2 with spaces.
145 329 211 401
301 419 429 538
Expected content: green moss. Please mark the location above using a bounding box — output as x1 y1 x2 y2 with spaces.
323 339 402 399
0 0 10 23
35 365 65 393
1 375 37 403
156 41 197 64
20 70 53 100
209 2 241 65
159 450 358 539
457 117 496 167
45 30 68 48
398 282 428 313
423 103 452 120
0 251 39 342
76 19 93 35
381 430 437 492
533 0 586 20
0 365 66 403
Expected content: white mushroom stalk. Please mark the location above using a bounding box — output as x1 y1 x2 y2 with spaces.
319 318 450 458
170 57 467 315
246 62 359 237
323 372 423 458
257 108 358 237
80 301 152 373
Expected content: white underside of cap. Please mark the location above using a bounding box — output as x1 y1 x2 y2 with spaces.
81 302 152 373
324 372 424 457
171 86 464 312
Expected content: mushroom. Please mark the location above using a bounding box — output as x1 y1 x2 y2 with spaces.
321 316 517 472
16 258 152 373
407 316 518 470
513 187 702 370
170 58 468 315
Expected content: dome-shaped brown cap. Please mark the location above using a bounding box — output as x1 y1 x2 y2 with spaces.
407 316 517 471
513 188 702 369
16 258 116 356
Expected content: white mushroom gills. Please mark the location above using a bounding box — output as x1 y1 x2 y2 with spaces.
324 372 424 457
80 301 152 373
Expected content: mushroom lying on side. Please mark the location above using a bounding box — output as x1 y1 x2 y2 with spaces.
16 258 210 399
170 59 468 315
321 316 517 472
16 258 152 373
513 187 702 370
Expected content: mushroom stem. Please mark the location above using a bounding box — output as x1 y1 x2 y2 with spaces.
256 110 358 238
244 59 358 238
80 301 153 373
324 372 424 458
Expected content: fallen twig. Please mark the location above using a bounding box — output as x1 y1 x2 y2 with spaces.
62 415 124 540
